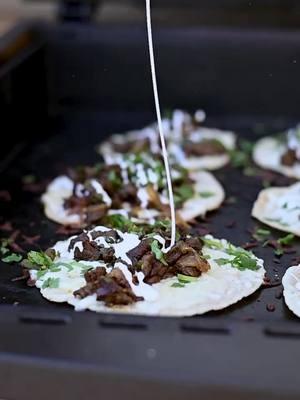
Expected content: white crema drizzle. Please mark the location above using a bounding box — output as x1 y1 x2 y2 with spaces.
145 0 176 249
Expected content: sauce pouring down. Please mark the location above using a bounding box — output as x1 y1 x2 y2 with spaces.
145 0 176 249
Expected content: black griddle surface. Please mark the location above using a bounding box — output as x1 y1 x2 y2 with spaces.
0 110 299 324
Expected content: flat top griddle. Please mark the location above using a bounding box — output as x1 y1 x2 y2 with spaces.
0 110 298 323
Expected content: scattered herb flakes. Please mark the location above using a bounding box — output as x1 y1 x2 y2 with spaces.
265 217 290 227
282 202 288 209
105 214 141 233
253 228 271 241
278 233 295 246
171 282 185 288
199 191 214 198
201 237 224 250
36 270 47 279
177 274 198 283
42 277 60 289
22 174 36 185
151 240 167 265
174 184 194 206
27 251 53 268
1 253 22 263
107 170 122 187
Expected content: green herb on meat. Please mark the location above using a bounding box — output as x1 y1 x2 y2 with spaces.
174 184 194 206
151 240 167 265
107 170 122 188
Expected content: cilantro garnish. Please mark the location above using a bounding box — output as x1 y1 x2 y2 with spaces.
0 239 22 264
171 282 185 288
104 214 141 233
107 170 122 188
42 277 60 289
177 274 198 283
199 191 214 198
201 237 224 250
278 233 295 246
174 184 194 206
202 237 259 271
253 228 271 241
2 253 22 263
151 240 167 265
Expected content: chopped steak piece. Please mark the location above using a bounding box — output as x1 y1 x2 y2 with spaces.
113 138 150 154
74 240 115 263
68 232 89 251
74 267 143 306
84 266 107 282
90 229 122 243
86 204 108 224
185 237 203 251
184 139 226 156
127 239 151 265
281 149 297 166
119 183 139 204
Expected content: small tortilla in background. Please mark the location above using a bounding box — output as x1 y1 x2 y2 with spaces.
252 182 300 236
31 229 266 317
282 265 300 318
98 115 236 171
253 136 300 179
41 171 225 227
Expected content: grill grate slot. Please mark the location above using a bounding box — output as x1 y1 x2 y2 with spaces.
99 320 148 331
19 313 71 326
180 323 230 335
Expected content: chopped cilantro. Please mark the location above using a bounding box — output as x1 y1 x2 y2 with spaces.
42 277 60 289
177 274 198 283
151 240 167 265
225 244 258 271
171 282 185 288
105 214 141 233
107 170 122 187
282 202 288 209
199 191 214 198
253 228 271 241
265 218 290 227
201 237 224 250
278 233 295 246
27 251 53 268
174 184 194 206
2 253 22 263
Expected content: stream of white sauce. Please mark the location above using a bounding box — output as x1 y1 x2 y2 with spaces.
145 0 176 249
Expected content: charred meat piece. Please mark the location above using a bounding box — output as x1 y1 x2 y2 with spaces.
84 266 107 282
127 239 151 265
281 149 297 166
90 229 122 243
74 267 143 306
119 183 139 205
68 232 89 251
86 204 108 224
184 139 226 156
113 138 150 154
74 240 116 263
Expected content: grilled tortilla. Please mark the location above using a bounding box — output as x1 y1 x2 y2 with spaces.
253 126 300 179
25 227 265 317
252 182 300 236
283 265 300 318
98 110 236 171
41 159 225 227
